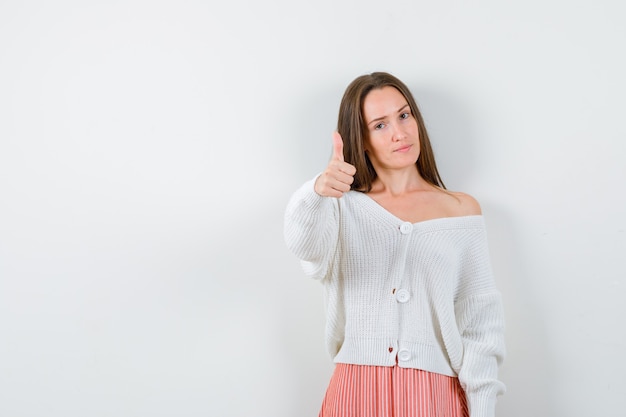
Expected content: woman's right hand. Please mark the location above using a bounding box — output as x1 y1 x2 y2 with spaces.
314 132 356 198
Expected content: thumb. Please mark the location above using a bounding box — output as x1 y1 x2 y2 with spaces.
332 131 345 162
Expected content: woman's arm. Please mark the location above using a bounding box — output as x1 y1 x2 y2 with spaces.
456 291 506 417
284 177 340 281
455 227 506 417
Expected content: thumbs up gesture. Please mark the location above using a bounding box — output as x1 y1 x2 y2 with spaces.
314 132 357 198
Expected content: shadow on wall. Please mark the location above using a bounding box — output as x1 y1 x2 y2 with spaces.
411 86 477 191
486 207 558 417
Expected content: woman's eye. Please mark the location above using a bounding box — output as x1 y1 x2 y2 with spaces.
375 123 385 130
400 112 410 119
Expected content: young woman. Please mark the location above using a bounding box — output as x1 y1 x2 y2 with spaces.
284 72 505 417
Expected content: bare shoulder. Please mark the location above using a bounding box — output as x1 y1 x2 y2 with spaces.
446 191 482 216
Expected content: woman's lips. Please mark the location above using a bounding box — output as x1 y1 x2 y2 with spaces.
394 145 412 153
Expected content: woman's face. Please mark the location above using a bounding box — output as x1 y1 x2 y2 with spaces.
362 86 420 172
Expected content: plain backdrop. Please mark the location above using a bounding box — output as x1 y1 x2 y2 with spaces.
1 1 625 416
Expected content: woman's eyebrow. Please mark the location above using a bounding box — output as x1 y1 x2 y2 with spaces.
367 104 410 126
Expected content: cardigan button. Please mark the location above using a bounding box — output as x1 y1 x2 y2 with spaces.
398 349 411 361
396 289 410 303
399 222 413 234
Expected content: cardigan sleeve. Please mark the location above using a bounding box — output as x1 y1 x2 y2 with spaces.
454 228 506 417
283 177 340 281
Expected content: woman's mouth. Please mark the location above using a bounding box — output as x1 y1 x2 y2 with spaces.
394 145 412 153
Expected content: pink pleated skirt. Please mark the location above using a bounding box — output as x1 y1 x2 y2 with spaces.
319 363 469 417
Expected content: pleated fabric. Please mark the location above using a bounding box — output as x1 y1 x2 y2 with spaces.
319 364 468 417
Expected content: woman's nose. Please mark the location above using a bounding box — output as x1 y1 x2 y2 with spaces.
390 123 406 141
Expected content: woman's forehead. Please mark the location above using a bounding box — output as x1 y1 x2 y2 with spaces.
363 87 408 121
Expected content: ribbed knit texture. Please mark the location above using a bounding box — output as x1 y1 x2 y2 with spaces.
284 178 506 417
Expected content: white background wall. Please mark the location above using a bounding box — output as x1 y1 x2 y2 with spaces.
1 1 624 416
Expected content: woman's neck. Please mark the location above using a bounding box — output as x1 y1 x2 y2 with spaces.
369 166 432 196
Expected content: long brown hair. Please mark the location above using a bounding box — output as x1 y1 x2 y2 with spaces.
337 72 446 192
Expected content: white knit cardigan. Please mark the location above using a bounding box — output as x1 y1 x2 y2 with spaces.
284 178 506 417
